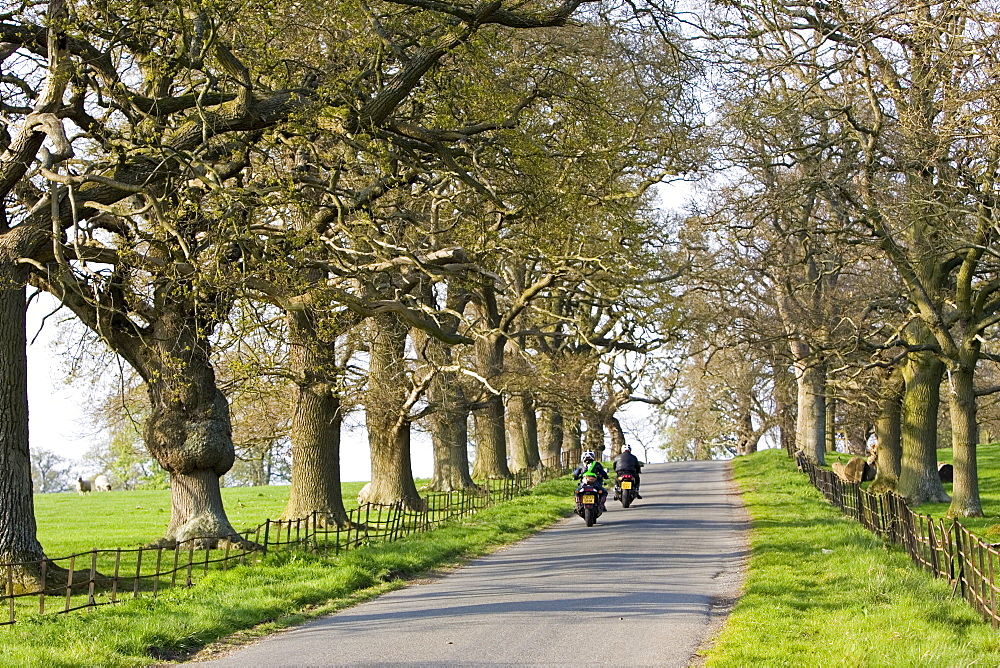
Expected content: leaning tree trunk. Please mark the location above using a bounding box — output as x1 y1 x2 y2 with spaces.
897 351 950 505
870 368 904 494
281 309 349 525
583 409 605 459
471 335 511 478
507 392 540 472
363 313 424 509
947 359 983 517
537 405 564 468
143 304 241 547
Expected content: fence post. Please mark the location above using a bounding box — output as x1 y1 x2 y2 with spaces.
65 555 75 612
6 561 14 625
40 558 47 614
955 522 967 600
88 550 98 608
111 548 121 604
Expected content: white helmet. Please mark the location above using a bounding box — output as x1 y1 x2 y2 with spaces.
622 444 631 452
582 450 596 462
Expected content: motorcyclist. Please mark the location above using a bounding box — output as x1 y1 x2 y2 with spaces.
613 444 644 499
572 450 609 511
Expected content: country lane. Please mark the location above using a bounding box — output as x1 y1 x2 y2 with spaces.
196 460 748 667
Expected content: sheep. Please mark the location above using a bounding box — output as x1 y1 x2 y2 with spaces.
357 482 371 505
75 477 91 494
94 474 111 492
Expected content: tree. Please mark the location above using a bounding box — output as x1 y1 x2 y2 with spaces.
30 448 72 493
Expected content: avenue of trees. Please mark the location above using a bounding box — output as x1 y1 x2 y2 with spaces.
663 0 1000 522
1 0 697 587
5 0 1000 590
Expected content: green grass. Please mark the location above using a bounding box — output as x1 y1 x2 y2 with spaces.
34 482 366 555
826 444 1000 538
3 477 578 666
704 450 1000 667
913 444 1000 537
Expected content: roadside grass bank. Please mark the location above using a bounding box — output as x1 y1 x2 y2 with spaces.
2 477 577 667
705 450 1000 666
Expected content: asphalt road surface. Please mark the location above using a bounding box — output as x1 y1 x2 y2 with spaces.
198 460 748 667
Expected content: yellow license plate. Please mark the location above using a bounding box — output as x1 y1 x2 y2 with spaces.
581 494 596 504
621 481 632 489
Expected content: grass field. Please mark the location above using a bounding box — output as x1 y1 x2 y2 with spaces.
704 450 1000 666
827 443 1000 537
3 477 578 666
35 482 367 555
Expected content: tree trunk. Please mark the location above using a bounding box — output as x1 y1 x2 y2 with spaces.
583 409 605 459
825 395 837 453
563 414 582 465
735 409 756 456
422 337 476 491
428 396 475 491
870 368 904 493
121 290 240 547
506 392 540 472
282 309 348 525
0 273 47 582
773 363 797 457
538 406 564 468
605 414 627 458
794 358 826 464
897 351 950 504
471 335 511 478
947 361 983 517
363 313 423 509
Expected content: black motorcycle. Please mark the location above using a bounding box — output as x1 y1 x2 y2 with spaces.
615 472 638 508
575 477 604 527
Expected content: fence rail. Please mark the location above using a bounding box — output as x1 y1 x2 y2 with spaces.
1 458 571 626
797 455 1000 628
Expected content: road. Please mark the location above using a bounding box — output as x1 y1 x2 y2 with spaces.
198 460 748 667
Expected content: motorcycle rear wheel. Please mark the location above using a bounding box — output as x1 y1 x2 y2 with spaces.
584 507 596 527
622 490 634 508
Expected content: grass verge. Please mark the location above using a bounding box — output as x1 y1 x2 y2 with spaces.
3 477 577 667
704 450 1000 667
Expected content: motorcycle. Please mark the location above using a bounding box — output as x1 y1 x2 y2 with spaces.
575 475 605 527
615 472 638 508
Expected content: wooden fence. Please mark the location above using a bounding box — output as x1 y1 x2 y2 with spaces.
797 455 1000 628
1 460 570 626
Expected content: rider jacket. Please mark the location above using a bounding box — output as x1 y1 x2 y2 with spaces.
573 461 609 486
613 451 644 474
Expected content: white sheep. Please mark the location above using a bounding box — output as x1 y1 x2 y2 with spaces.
357 482 371 504
93 474 111 492
75 477 91 494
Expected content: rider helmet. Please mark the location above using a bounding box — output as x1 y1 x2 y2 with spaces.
622 444 631 452
582 450 596 463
